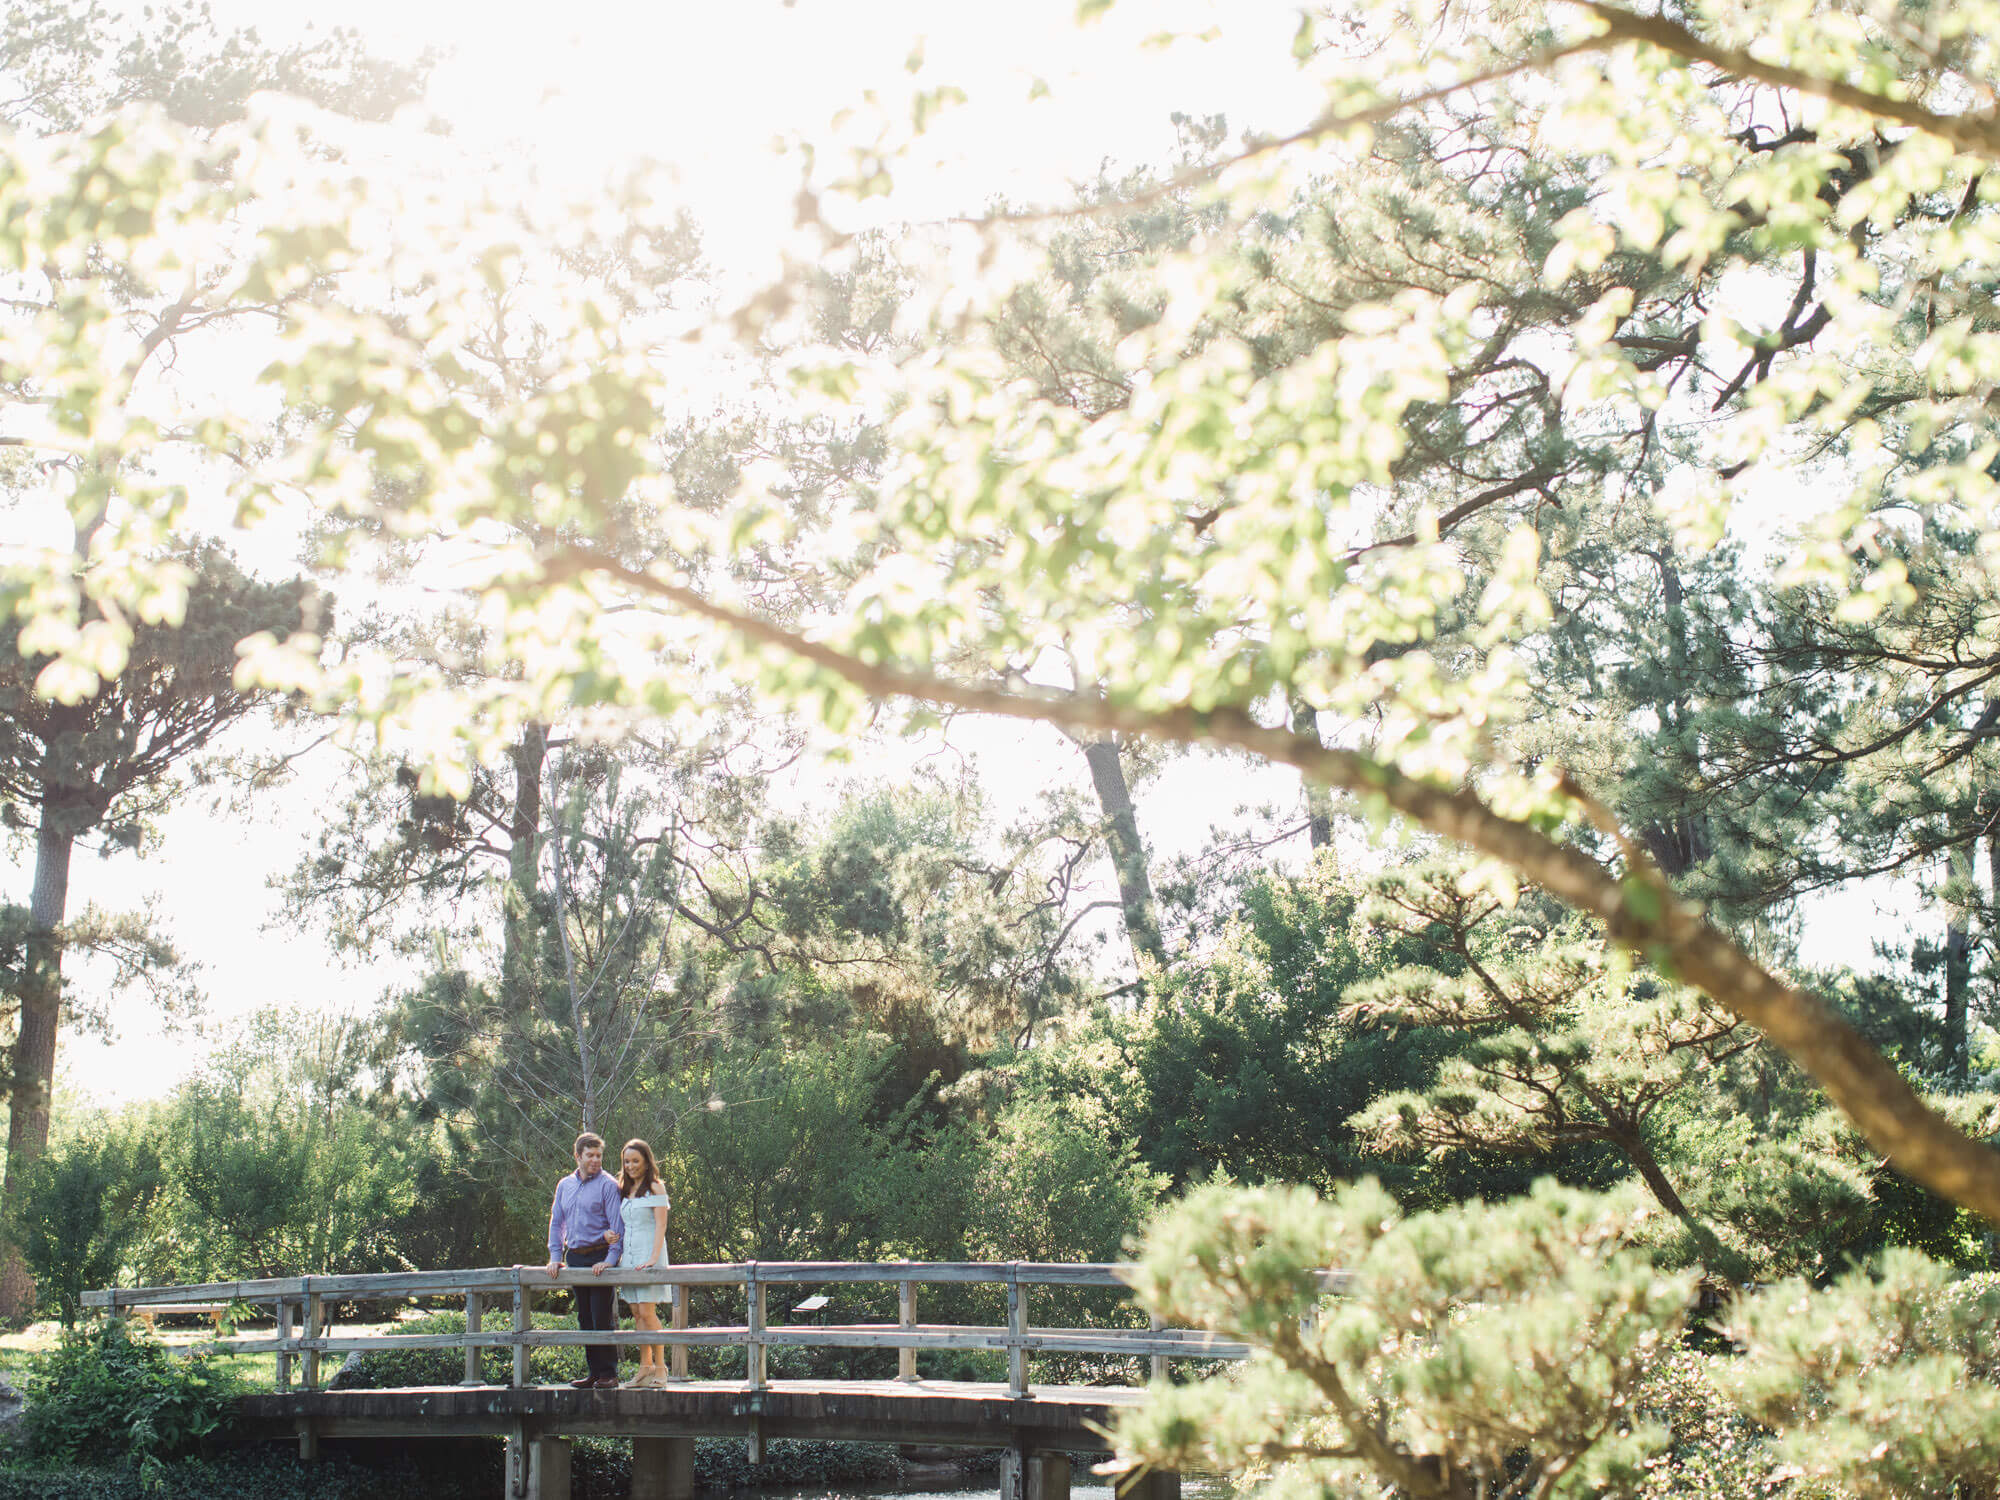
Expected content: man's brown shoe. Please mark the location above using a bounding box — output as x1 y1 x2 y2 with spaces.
593 1376 621 1388
569 1375 595 1389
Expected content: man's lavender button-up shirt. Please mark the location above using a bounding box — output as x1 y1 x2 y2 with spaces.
548 1169 624 1266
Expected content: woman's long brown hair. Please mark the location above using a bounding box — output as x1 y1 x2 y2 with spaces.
618 1138 665 1198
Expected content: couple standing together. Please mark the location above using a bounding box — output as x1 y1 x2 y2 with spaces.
545 1130 675 1389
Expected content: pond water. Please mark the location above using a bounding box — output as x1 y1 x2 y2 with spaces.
740 1479 1229 1500
277 1442 1233 1500
773 1488 1118 1500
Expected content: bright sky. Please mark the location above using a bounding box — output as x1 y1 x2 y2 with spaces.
246 0 1323 238
11 0 1917 1106
22 0 1328 1106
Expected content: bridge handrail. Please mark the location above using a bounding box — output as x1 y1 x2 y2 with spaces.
80 1260 1256 1308
81 1260 1350 1398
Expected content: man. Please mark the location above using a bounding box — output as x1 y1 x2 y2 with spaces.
546 1131 623 1389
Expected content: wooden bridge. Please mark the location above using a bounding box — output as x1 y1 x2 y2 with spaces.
83 1260 1335 1500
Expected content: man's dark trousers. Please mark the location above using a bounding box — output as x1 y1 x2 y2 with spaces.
566 1243 618 1382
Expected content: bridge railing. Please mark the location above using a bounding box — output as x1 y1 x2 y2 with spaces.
81 1262 1350 1397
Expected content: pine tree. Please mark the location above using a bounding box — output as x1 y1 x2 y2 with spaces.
0 545 308 1312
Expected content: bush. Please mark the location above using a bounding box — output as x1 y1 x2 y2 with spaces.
1630 1346 1783 1500
17 1321 243 1479
689 1436 905 1487
0 1445 497 1500
1120 1179 1696 1500
659 1035 916 1264
1725 1252 2000 1498
0 1435 905 1499
161 1074 417 1282
329 1310 588 1388
8 1122 164 1326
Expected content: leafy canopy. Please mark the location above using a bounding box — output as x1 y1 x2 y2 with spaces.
7 1 2000 1215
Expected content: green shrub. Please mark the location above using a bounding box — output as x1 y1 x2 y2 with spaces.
7 1123 164 1326
1120 1179 1695 1500
0 1450 480 1500
17 1321 243 1480
0 1435 905 1499
1725 1252 2000 1498
690 1436 906 1487
161 1071 417 1282
1631 1346 1782 1500
328 1310 586 1388
532 1436 908 1492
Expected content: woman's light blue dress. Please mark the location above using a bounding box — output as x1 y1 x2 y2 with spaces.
619 1192 671 1305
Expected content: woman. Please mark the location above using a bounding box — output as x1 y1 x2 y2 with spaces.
615 1138 673 1388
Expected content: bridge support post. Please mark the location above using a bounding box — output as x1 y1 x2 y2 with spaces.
527 1436 571 1500
463 1292 484 1386
669 1284 688 1381
1124 1470 1180 1500
274 1300 292 1391
1000 1446 1070 1500
1006 1272 1028 1398
301 1283 322 1392
631 1435 695 1500
295 1418 318 1463
505 1427 571 1500
898 1276 917 1382
512 1277 530 1388
746 1265 766 1390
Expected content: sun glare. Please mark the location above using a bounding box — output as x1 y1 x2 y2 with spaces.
219 0 1318 266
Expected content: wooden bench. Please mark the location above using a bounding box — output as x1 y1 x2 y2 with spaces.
130 1301 229 1333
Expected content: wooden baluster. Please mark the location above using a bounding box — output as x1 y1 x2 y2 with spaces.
274 1299 292 1391
747 1265 766 1391
1006 1268 1027 1399
301 1283 322 1392
463 1291 484 1386
898 1277 917 1383
1149 1313 1167 1384
513 1276 530 1389
670 1283 688 1381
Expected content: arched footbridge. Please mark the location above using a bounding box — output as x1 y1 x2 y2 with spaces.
84 1261 1346 1500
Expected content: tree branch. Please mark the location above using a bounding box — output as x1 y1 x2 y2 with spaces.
559 543 2000 1227
948 2 2000 243
1575 2 2000 161
947 35 1611 229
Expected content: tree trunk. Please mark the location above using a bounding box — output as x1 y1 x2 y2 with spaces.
1291 697 1335 856
1945 844 1975 1085
1613 1128 1700 1228
500 722 547 1010
1638 547 1713 880
0 815 75 1318
1988 824 2000 1069
543 765 598 1135
1080 735 1167 973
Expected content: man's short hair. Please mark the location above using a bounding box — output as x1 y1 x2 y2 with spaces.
574 1132 604 1155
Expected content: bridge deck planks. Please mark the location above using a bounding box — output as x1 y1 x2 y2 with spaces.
236 1378 1144 1451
